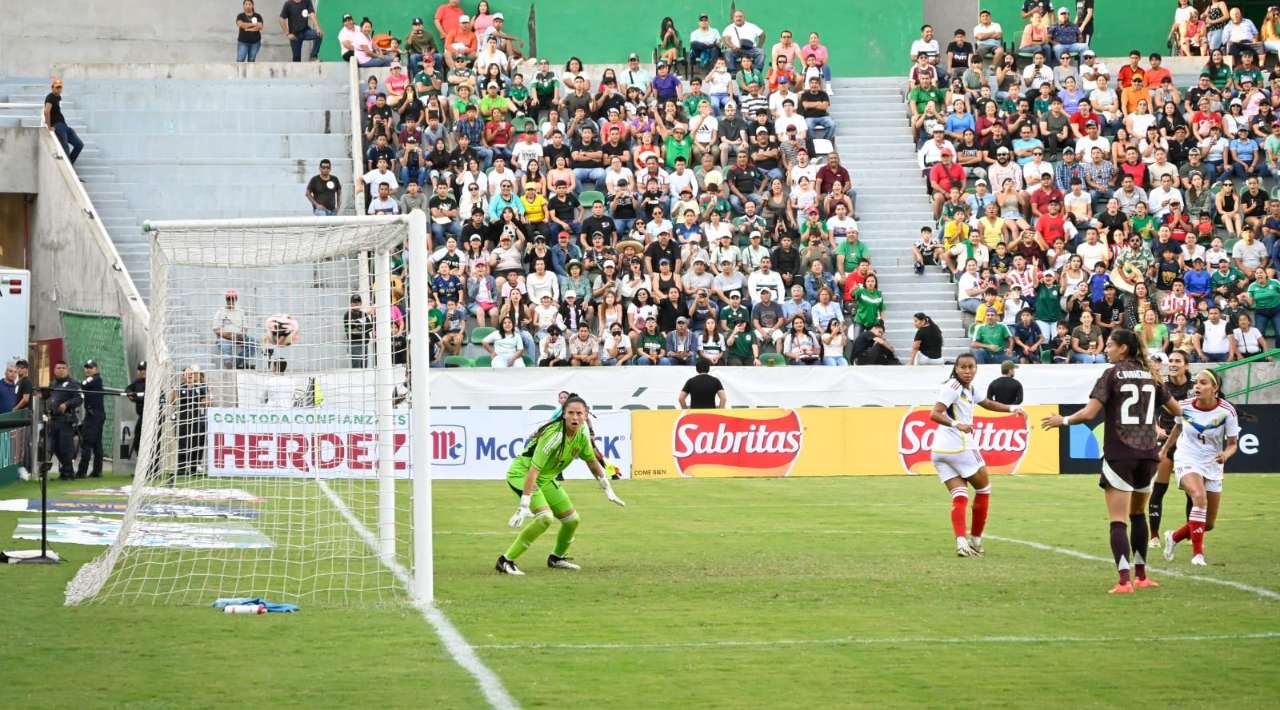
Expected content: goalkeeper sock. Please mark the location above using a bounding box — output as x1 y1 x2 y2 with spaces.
950 487 969 542
553 512 580 557
504 512 552 561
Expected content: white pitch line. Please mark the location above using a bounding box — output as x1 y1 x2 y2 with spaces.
987 534 1280 602
315 480 519 710
472 631 1280 652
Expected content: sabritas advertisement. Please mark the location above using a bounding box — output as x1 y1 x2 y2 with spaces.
631 407 1059 478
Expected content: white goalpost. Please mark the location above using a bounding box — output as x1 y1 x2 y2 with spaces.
65 212 434 606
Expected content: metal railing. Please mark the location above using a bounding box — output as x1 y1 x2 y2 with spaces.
1212 348 1280 403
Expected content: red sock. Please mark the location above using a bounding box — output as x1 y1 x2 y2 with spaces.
971 486 990 538
950 489 969 538
1172 523 1191 543
1189 506 1207 556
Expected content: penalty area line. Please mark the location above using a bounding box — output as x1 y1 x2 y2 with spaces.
315 480 519 710
986 534 1280 602
472 631 1280 652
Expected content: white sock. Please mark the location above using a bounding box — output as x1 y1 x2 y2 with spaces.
956 536 968 547
971 536 982 547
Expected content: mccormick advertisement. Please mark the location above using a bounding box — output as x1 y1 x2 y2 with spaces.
631 407 1059 479
206 408 630 480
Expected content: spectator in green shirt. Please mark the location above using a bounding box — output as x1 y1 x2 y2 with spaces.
1241 267 1280 338
970 308 1013 364
1033 270 1063 340
724 319 761 365
665 124 694 170
908 73 947 118
849 273 884 337
634 317 667 365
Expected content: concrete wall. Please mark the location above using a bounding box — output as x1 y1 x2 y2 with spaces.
27 130 149 366
0 129 38 193
924 0 979 40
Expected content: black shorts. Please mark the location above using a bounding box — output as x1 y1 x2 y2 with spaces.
1098 458 1158 493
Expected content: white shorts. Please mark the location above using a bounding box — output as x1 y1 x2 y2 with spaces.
932 449 985 483
1175 464 1224 493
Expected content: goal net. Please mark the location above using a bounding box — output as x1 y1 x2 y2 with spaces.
66 214 434 607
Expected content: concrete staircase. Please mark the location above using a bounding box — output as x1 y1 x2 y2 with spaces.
831 76 968 361
2 77 355 301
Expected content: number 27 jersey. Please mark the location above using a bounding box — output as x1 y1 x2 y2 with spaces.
1089 361 1169 461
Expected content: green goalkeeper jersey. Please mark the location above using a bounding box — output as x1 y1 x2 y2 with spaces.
507 424 597 488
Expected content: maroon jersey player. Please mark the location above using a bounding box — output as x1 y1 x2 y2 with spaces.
1042 329 1181 594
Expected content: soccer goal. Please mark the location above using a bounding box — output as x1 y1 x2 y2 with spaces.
65 212 434 607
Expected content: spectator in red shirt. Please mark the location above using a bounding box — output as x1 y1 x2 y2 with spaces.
929 150 966 219
1028 172 1063 220
434 0 465 38
1036 199 1070 246
1116 50 1145 88
1143 52 1172 88
814 153 851 197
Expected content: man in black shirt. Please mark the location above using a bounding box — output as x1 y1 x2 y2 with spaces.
771 234 802 289
124 361 146 458
571 126 605 193
945 29 975 81
44 79 83 164
798 76 834 139
1091 282 1125 338
910 312 944 365
679 359 725 409
725 151 762 215
579 201 618 247
543 131 572 170
306 159 342 215
644 229 681 274
986 360 1024 405
44 361 82 480
278 0 323 62
849 322 899 365
76 360 105 479
14 359 32 411
547 181 581 234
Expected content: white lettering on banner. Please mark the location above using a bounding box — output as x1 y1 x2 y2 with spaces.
898 420 1029 455
205 408 631 480
673 422 803 457
425 365 1111 411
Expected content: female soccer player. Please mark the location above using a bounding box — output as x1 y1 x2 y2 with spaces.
496 395 626 576
1161 369 1239 566
1147 350 1193 551
929 352 1026 558
1042 329 1182 594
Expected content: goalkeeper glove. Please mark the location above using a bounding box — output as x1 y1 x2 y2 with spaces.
508 495 533 528
597 475 626 507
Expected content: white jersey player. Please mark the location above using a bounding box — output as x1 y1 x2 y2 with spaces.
928 353 1025 558
1162 370 1240 566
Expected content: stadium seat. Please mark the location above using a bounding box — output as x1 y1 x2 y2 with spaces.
473 354 492 367
760 353 786 367
579 190 607 207
522 355 535 366
469 326 496 344
443 355 473 368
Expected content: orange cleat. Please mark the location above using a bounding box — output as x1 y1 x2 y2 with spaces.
1134 577 1160 589
1108 582 1136 594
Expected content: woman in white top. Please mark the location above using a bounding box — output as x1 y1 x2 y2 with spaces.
459 181 489 218
525 259 560 303
703 210 733 243
782 316 821 365
602 157 634 195
789 175 818 216
456 158 490 198
703 58 736 114
698 318 725 364
1059 253 1088 295
820 318 847 366
596 290 625 334
929 353 1025 557
956 258 984 313
1125 100 1158 138
539 109 566 142
618 259 647 304
811 287 843 333
787 152 820 191
1230 312 1266 359
646 213 674 241
1160 369 1240 567
627 288 657 335
484 316 526 367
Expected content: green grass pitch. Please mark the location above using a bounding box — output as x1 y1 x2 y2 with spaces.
3 473 1278 709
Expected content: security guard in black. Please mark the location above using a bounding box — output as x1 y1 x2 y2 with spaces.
46 361 82 480
77 360 105 478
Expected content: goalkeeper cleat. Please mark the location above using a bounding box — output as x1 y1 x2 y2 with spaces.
1108 582 1135 594
495 555 524 576
1134 577 1160 589
1148 536 1163 555
1191 554 1207 567
1162 531 1177 561
967 537 985 556
956 540 976 557
547 554 581 571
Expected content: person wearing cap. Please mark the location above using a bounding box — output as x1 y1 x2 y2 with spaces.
659 316 698 366
929 149 966 220
688 13 721 69
402 16 441 77
1227 123 1267 181
43 361 83 480
123 361 147 458
988 359 1026 404
444 12 477 69
212 288 250 369
1048 7 1088 65
1077 49 1107 92
279 0 323 63
71 359 105 479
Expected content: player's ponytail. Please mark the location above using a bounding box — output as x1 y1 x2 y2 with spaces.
1112 328 1162 382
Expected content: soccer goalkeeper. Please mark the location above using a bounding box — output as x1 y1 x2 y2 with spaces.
496 394 625 575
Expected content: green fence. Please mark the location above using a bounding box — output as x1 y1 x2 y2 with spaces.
1212 349 1280 404
318 1 921 77
59 311 127 465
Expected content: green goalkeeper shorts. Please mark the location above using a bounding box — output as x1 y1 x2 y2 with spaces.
507 477 575 517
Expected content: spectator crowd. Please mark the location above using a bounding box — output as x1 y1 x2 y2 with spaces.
907 2 1278 366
